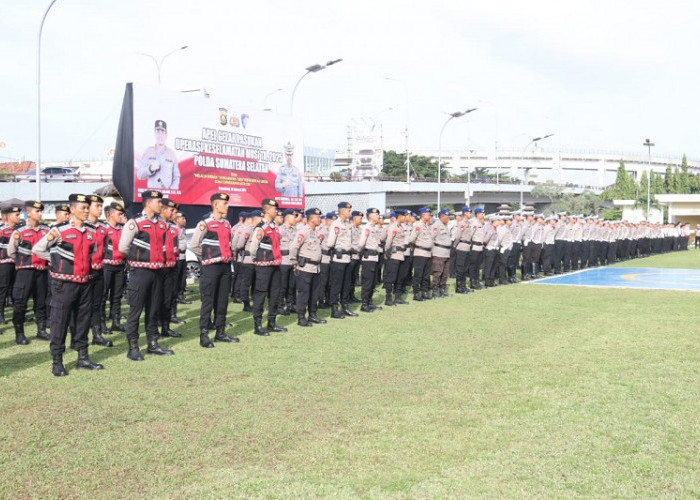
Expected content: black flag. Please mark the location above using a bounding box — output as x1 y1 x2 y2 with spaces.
112 83 134 209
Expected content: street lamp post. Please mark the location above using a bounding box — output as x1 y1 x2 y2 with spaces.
643 138 655 218
36 0 59 201
437 108 476 209
519 134 554 208
137 45 188 85
385 77 411 184
262 88 283 110
290 59 342 114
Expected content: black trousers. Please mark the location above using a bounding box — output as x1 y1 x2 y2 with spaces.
349 259 361 294
49 280 91 356
468 250 483 284
125 267 163 341
530 243 543 274
412 255 433 293
383 259 401 294
199 262 230 330
235 263 255 302
253 265 281 321
13 268 48 327
542 243 554 273
521 243 533 276
103 263 125 323
483 249 497 284
554 240 565 273
402 255 413 290
89 269 104 328
360 260 377 302
161 266 179 323
329 261 349 306
396 259 411 294
295 269 320 317
176 259 187 295
508 243 521 278
0 262 14 316
279 264 296 307
318 262 331 305
497 249 510 283
454 250 469 288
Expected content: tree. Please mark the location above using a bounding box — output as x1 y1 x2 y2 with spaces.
531 181 602 216
680 154 690 193
650 170 664 194
601 160 636 200
664 165 674 193
381 150 443 180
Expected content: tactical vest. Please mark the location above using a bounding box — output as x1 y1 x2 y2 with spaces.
103 224 125 265
255 221 282 266
90 222 107 271
49 222 95 283
164 222 179 268
201 217 232 265
0 224 15 263
127 215 166 269
16 225 49 270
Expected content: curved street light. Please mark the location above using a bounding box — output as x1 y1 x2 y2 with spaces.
137 45 188 85
290 59 342 114
519 133 554 208
437 108 477 209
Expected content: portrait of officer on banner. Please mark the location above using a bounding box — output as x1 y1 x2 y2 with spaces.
137 119 181 190
274 141 303 198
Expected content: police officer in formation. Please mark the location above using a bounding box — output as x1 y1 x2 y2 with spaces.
8 192 691 378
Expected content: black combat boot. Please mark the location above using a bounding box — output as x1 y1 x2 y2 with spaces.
394 294 409 305
15 323 29 345
342 304 358 317
267 316 288 332
170 305 185 324
177 293 192 305
308 313 327 324
200 328 215 348
91 326 113 347
100 312 110 334
110 313 126 332
161 322 182 338
384 292 395 306
317 301 330 309
441 286 452 297
297 316 313 327
360 301 374 313
242 301 253 312
36 320 50 341
127 337 144 361
52 353 68 376
147 336 174 356
413 291 424 301
214 327 239 343
287 303 297 314
276 302 290 316
331 304 346 318
254 318 270 336
76 348 104 370
422 290 433 300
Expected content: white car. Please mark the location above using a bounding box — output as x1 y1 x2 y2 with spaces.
16 167 77 182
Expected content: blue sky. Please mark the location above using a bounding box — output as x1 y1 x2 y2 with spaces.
1 0 699 164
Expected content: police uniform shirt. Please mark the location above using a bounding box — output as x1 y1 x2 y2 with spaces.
497 224 513 252
383 222 405 261
510 219 524 244
410 220 435 257
178 226 187 260
521 220 534 245
118 212 164 256
7 223 50 262
249 219 280 261
555 220 567 240
326 218 352 264
543 224 556 245
431 220 452 258
289 224 322 273
357 223 381 262
275 165 303 197
188 215 234 260
402 223 412 257
279 223 297 266
452 218 473 252
573 221 584 242
318 224 332 264
350 224 362 260
238 225 255 264
471 218 485 251
32 222 90 262
532 221 545 244
137 145 181 189
483 222 499 250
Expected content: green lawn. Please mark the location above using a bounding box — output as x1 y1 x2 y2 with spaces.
1 252 699 498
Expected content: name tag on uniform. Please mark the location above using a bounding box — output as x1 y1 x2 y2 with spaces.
64 234 77 240
143 224 152 228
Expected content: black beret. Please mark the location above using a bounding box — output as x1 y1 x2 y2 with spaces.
142 190 163 200
69 194 88 203
305 208 321 217
25 200 44 210
55 204 70 213
210 193 229 203
337 201 352 209
162 198 177 208
87 194 103 204
1 206 21 215
261 198 277 207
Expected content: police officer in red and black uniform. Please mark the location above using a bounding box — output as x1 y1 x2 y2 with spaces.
118 190 174 360
0 206 22 326
33 194 103 376
158 198 183 339
8 201 50 344
189 193 238 347
249 198 287 336
102 202 126 332
86 194 113 347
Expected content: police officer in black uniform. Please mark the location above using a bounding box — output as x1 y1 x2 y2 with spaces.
189 193 238 347
33 194 103 376
118 191 174 360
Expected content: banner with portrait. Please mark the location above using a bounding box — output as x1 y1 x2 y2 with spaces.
112 83 304 208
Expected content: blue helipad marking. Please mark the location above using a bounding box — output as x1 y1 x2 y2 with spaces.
531 267 700 292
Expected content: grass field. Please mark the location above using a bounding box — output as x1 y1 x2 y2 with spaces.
1 251 699 498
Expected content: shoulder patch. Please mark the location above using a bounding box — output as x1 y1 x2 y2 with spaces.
47 234 55 242
365 228 370 235
128 222 136 231
334 227 340 234
297 234 305 243
13 233 19 240
392 230 397 236
199 222 206 231
415 227 420 231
